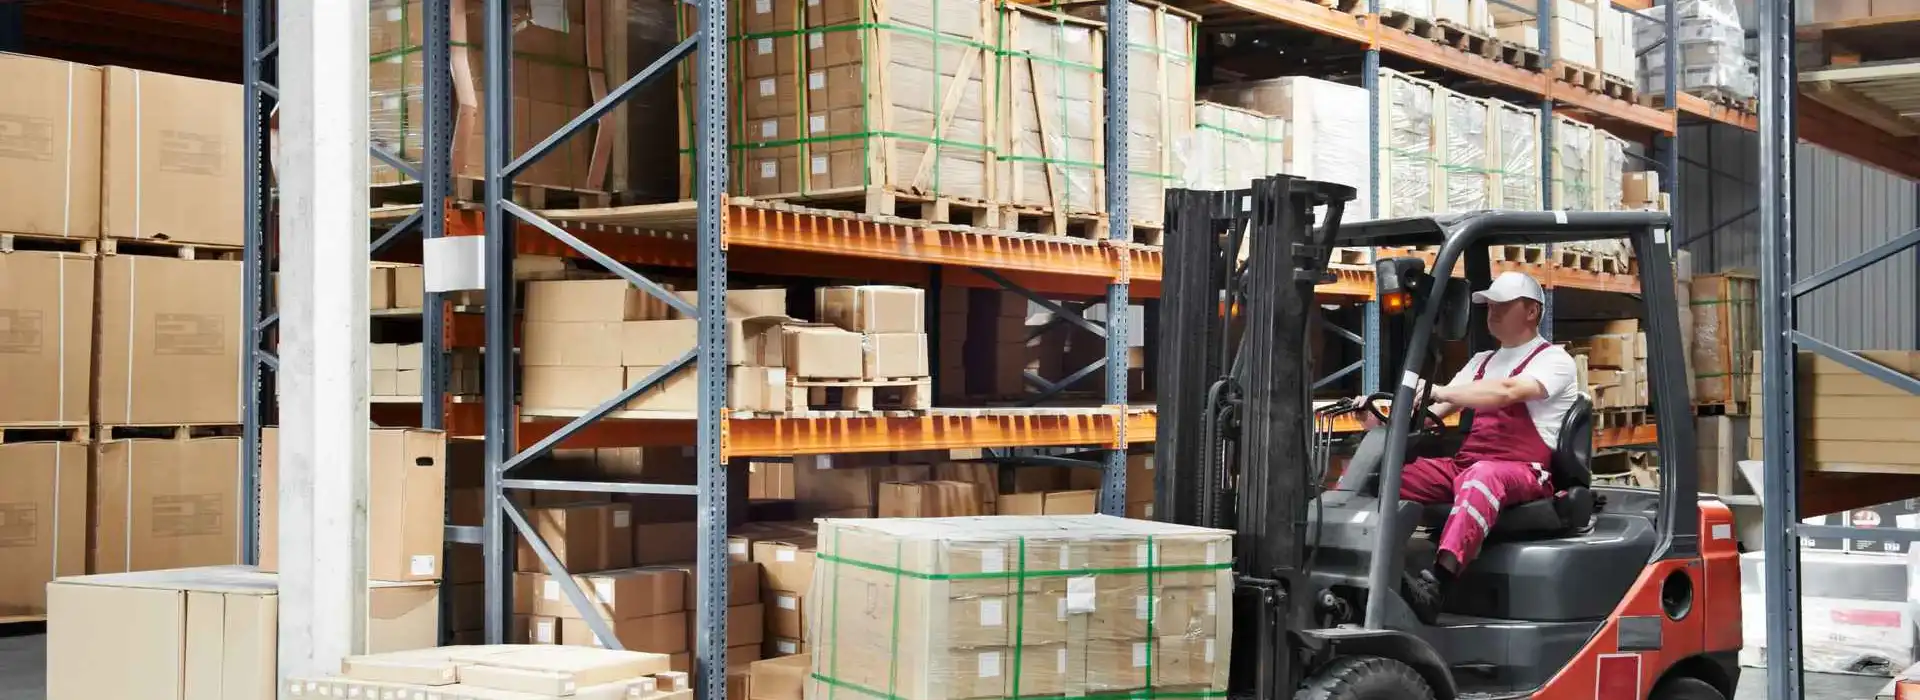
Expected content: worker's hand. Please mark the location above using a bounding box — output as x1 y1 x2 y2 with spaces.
1355 395 1381 429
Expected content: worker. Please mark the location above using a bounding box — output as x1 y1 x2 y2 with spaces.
1368 271 1580 623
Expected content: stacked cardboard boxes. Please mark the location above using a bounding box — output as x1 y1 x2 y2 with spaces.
1691 273 1758 408
1597 6 1638 89
1203 76 1370 221
287 645 686 700
1749 351 1920 474
1637 0 1754 105
808 516 1234 700
1184 102 1287 191
1570 320 1649 410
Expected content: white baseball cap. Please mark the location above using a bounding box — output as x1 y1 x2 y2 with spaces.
1471 271 1545 304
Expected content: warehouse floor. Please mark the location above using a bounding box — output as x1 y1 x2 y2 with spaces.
0 625 1896 700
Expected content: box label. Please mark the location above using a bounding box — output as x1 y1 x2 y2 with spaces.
409 555 435 576
776 548 796 563
757 38 774 55
544 579 561 600
979 546 1004 574
777 594 798 610
758 78 776 97
531 0 568 30
810 156 827 175
808 71 825 90
0 114 54 162
1066 576 1096 614
158 130 226 176
810 115 827 134
154 314 227 355
979 597 1004 626
809 34 824 49
1132 642 1149 668
778 640 798 654
0 503 38 546
729 540 748 556
760 161 777 179
977 651 1001 678
761 120 778 140
613 510 630 528
152 494 223 537
0 310 43 354
594 579 617 602
1135 595 1151 620
536 620 555 643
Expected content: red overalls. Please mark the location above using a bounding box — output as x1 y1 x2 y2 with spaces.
1399 341 1558 566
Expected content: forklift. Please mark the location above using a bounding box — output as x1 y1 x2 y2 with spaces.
1152 178 1743 700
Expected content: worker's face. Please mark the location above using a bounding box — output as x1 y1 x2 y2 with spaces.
1486 299 1541 345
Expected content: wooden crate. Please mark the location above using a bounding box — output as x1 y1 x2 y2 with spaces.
1691 273 1757 408
1489 99 1540 209
998 3 1106 221
1434 88 1493 214
1377 68 1441 218
1053 0 1197 233
1550 115 1595 210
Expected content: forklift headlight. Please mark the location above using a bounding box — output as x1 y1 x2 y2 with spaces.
1381 290 1413 314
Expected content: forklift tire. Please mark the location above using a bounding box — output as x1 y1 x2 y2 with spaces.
1295 656 1435 700
1650 677 1725 700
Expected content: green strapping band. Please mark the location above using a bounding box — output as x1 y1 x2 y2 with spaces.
808 673 1229 700
814 552 1229 580
1010 538 1030 700
827 527 846 700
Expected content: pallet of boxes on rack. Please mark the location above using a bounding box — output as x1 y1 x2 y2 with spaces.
1564 319 1657 484
364 0 620 209
1198 75 1369 263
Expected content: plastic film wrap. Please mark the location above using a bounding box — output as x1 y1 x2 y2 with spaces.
1436 89 1491 214
1598 132 1626 210
1000 5 1104 215
1203 76 1369 221
1551 116 1594 210
1181 102 1284 191
1740 550 1920 676
1635 0 1754 103
1058 1 1197 229
807 515 1234 700
1378 0 1432 20
1490 101 1539 210
1381 70 1437 218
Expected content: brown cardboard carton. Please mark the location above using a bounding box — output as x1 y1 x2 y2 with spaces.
391 265 425 309
369 264 394 309
91 438 241 574
622 316 789 367
0 442 87 617
864 333 929 379
784 324 864 379
0 56 101 239
367 580 441 653
659 559 761 608
750 461 796 499
749 653 810 700
766 590 807 639
102 68 243 246
525 321 626 366
623 365 788 413
515 503 634 574
257 428 446 581
1813 0 1872 21
634 521 700 565
46 567 277 700
534 566 687 620
96 256 242 424
370 342 400 371
696 602 768 649
753 538 818 594
792 463 874 515
673 288 789 318
999 490 1099 516
525 279 674 322
877 481 982 518
560 611 690 653
524 366 626 410
816 286 925 333
0 252 92 424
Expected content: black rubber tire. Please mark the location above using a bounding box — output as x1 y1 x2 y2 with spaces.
1651 676 1726 700
1294 655 1435 700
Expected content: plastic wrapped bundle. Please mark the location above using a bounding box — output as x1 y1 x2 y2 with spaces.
1203 76 1370 221
1060 1 1199 230
1183 102 1285 191
1436 89 1492 214
1380 70 1438 218
1551 116 1595 210
1597 132 1627 210
1635 0 1754 102
1490 100 1540 210
806 515 1235 700
1000 5 1106 215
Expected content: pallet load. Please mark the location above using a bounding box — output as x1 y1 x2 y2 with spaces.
1569 320 1648 411
1596 5 1638 95
103 67 244 249
369 0 614 203
1547 0 1599 77
1433 0 1491 33
1489 100 1541 209
1379 69 1439 218
1750 352 1920 486
807 515 1233 700
1489 0 1536 50
1000 4 1106 235
1435 88 1493 214
1594 130 1627 210
1183 102 1287 191
805 285 931 411
284 646 689 700
1549 116 1595 211
1691 273 1757 410
1635 0 1754 106
1204 76 1370 220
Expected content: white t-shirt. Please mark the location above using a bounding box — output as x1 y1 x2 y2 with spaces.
1447 336 1581 447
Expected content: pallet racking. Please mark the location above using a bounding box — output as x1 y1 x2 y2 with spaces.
219 0 1918 696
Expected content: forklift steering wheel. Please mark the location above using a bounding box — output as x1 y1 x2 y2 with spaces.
1362 392 1448 435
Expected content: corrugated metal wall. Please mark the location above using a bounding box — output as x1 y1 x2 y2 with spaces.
1677 123 1919 350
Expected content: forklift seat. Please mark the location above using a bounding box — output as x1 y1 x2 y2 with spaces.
1420 395 1596 540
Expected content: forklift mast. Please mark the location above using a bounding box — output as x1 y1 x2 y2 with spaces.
1154 177 1357 695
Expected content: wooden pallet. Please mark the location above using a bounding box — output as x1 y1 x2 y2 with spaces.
100 237 243 261
1313 0 1364 13
756 186 1002 229
370 177 613 210
1493 40 1544 70
1593 408 1648 431
0 424 88 444
1553 61 1602 91
1435 20 1495 60
788 377 932 412
1129 222 1165 246
1695 401 1750 417
0 233 98 255
1599 74 1638 102
1380 10 1441 41
99 424 244 441
997 206 1106 239
1490 244 1546 265
1553 248 1599 272
1330 247 1372 266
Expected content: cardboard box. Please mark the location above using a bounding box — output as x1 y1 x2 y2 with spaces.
753 538 818 594
816 286 925 333
999 490 1100 516
0 55 101 239
792 463 874 515
623 365 787 413
391 265 425 309
1623 171 1660 208
102 68 243 246
674 289 789 318
524 365 625 410
47 566 439 700
622 317 789 367
766 590 807 639
525 279 674 322
0 442 87 617
699 602 768 649
525 321 626 367
765 637 807 658
634 521 699 566
1583 333 1635 369
750 461 796 500
0 252 93 424
91 438 241 574
659 559 761 608
516 503 634 574
534 566 687 620
369 264 394 310
560 611 690 653
877 481 982 518
864 333 929 379
258 428 447 581
784 324 864 379
749 654 810 700
96 256 242 424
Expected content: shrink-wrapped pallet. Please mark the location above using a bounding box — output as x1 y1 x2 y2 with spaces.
1203 76 1370 220
1380 70 1438 218
1635 0 1754 103
1490 100 1540 210
1596 131 1628 210
806 515 1234 700
1550 116 1595 210
1057 1 1199 230
1182 102 1285 190
1000 5 1105 216
1435 89 1492 214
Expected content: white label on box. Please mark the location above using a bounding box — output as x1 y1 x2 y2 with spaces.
811 156 828 175
1205 638 1216 663
386 7 404 21
809 71 826 90
810 115 827 134
383 95 402 111
531 0 567 29
594 579 616 602
562 682 576 694
543 580 560 600
759 78 776 97
536 620 556 643
779 640 799 654
1207 589 1217 616
812 455 834 469
756 0 771 13
757 38 774 54
1067 576 1097 613
1056 596 1068 620
1136 595 1151 620
614 510 630 528
1136 544 1151 567
410 555 435 576
1711 523 1732 540
778 594 799 610
1057 647 1068 671
810 33 825 49
730 540 748 555
978 652 1002 678
980 547 1006 573
1207 542 1220 564
777 549 796 563
980 597 1005 626
1133 642 1149 668
1060 545 1072 569
760 161 777 179
761 120 778 139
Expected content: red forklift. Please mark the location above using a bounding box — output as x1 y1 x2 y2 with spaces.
1151 178 1743 700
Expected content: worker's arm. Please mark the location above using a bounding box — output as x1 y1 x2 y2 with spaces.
1429 376 1546 411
